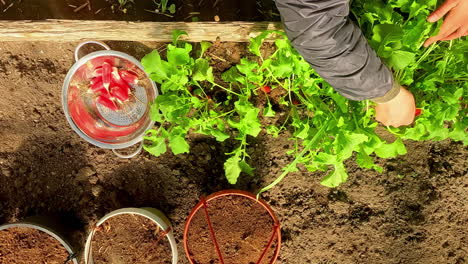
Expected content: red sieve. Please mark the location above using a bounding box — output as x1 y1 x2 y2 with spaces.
183 190 282 264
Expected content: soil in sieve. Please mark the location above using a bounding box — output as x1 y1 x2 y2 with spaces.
91 213 172 264
186 195 278 264
0 226 71 264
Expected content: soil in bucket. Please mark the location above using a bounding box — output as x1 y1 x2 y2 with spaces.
91 214 172 264
186 195 279 264
0 226 71 264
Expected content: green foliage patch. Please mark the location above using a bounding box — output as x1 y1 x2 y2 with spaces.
141 0 467 193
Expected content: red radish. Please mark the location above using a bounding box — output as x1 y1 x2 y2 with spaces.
90 79 107 94
111 67 131 90
119 70 138 85
90 76 102 86
92 67 103 77
261 86 271 93
97 95 118 111
102 62 112 90
110 85 130 102
415 108 422 117
292 99 300 105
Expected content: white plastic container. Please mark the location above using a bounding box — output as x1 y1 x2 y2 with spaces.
0 219 79 264
84 207 178 264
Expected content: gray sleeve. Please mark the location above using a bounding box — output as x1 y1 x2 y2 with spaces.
275 0 399 102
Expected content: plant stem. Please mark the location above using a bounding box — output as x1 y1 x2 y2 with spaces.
415 43 438 65
211 82 242 97
257 119 331 197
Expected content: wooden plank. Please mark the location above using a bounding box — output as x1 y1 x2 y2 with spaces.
0 20 283 42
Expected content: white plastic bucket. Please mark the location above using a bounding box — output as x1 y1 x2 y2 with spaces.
84 207 178 264
0 220 79 264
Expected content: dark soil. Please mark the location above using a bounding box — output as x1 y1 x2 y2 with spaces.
0 0 279 21
0 226 70 264
91 213 172 264
0 41 466 264
186 195 278 264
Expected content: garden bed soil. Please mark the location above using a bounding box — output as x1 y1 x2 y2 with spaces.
0 226 70 264
0 0 278 22
91 213 172 264
0 41 466 264
186 194 278 264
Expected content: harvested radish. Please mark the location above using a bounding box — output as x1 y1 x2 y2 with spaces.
111 67 131 90
110 85 130 102
102 62 112 90
87 61 137 110
92 67 103 77
90 76 102 86
97 95 118 111
415 108 422 117
261 86 271 93
90 79 107 94
119 70 138 85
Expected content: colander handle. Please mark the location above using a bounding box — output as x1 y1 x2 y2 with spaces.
112 141 143 159
74 41 111 62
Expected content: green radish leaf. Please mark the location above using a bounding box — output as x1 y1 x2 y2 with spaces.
193 58 214 82
167 44 192 65
264 102 276 117
356 150 383 172
239 160 254 176
374 138 407 158
321 163 348 188
200 41 212 57
168 134 190 155
388 50 416 70
448 119 468 145
224 155 242 184
315 152 337 165
266 125 281 137
228 100 261 137
168 4 176 14
172 30 187 46
143 133 167 156
149 102 164 123
295 123 310 139
335 132 368 161
222 67 243 83
249 31 273 57
142 50 172 83
237 58 259 76
209 129 230 142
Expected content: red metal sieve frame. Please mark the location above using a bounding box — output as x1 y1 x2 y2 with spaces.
183 190 282 264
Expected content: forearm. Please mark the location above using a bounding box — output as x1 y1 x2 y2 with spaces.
275 0 399 102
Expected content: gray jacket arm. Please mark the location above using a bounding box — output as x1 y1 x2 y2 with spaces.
275 0 400 102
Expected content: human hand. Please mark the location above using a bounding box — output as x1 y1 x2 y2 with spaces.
424 0 468 47
375 87 416 127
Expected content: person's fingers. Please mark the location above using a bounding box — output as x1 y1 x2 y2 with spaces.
424 36 439 47
424 26 458 47
427 0 459 22
440 27 467 40
390 117 413 128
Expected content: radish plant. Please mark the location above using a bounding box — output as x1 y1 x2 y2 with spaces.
146 0 176 17
141 0 466 191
